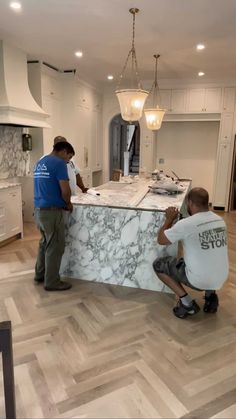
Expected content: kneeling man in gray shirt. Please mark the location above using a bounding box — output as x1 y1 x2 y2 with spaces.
153 187 229 319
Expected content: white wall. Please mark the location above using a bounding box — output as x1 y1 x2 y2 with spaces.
155 121 220 201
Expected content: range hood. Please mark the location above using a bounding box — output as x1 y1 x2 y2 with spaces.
0 40 50 128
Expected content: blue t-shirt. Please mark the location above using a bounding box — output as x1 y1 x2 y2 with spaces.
34 155 69 208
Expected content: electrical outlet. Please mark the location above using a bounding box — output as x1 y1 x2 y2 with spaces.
159 158 164 164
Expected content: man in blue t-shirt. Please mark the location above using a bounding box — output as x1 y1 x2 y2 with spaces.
34 141 74 291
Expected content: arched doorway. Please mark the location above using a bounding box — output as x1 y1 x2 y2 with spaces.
109 114 140 180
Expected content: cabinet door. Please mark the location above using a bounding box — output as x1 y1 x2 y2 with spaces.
171 90 187 112
219 113 234 142
222 88 235 112
213 142 232 207
6 188 23 235
41 73 61 100
205 88 222 112
159 90 171 111
95 111 103 170
42 95 62 154
187 89 205 112
75 106 91 170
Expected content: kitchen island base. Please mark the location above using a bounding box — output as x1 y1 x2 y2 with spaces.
60 179 190 293
60 206 177 293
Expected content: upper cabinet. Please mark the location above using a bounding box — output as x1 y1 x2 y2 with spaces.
218 112 234 143
159 90 171 111
159 89 187 113
171 90 187 112
41 71 62 155
41 72 62 100
159 88 223 113
222 88 235 112
187 88 222 113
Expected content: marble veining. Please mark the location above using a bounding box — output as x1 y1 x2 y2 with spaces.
60 205 177 293
0 126 30 179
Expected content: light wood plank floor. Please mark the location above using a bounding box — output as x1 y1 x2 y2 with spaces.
0 213 236 418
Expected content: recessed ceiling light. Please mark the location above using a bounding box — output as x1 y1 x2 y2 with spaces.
107 75 114 80
198 71 205 77
75 51 83 57
196 44 205 50
10 2 22 10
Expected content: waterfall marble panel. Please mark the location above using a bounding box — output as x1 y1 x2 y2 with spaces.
60 205 177 293
0 126 30 178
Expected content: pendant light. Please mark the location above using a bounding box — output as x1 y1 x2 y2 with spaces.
115 8 149 122
144 54 166 130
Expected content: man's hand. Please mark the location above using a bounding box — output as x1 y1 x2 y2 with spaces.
165 206 179 223
66 202 73 212
158 207 179 245
81 187 89 193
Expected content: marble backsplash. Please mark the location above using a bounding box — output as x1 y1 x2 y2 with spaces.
0 126 30 179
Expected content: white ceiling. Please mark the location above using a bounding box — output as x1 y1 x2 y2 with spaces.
1 0 236 87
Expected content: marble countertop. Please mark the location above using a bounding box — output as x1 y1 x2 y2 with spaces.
137 181 191 211
0 181 21 190
71 179 191 211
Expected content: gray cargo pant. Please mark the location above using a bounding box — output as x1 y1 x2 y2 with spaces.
34 208 65 288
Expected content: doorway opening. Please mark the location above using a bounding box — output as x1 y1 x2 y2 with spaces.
109 114 140 180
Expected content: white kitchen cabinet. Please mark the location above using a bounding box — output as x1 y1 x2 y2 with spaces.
75 105 91 170
0 186 23 243
187 89 205 112
42 95 62 154
159 90 171 111
171 90 187 112
219 113 234 143
41 72 62 100
41 68 62 154
159 89 187 113
213 142 233 208
91 109 103 171
187 88 222 112
222 88 235 112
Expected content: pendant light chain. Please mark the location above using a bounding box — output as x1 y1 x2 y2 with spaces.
116 8 143 90
148 54 160 107
144 54 166 130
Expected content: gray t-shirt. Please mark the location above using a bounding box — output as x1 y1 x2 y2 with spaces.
165 211 229 289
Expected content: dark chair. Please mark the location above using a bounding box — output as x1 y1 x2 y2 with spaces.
0 321 16 419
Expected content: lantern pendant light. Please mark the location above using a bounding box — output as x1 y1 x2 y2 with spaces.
115 8 149 122
144 54 166 130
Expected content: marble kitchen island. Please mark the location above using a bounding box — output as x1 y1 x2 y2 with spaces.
60 179 191 293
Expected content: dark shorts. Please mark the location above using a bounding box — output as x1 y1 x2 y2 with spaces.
153 256 203 291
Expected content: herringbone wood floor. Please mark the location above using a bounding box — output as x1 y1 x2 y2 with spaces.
0 213 236 419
